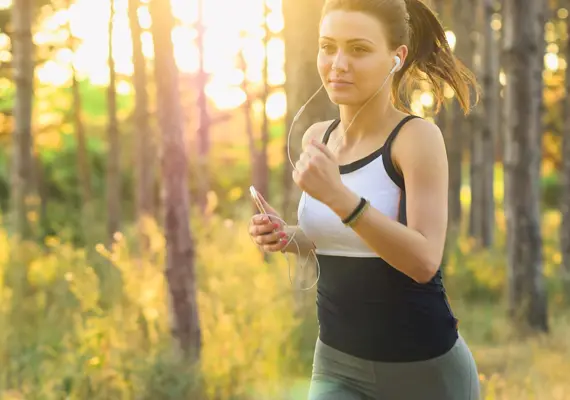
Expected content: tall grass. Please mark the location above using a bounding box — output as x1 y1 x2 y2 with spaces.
0 187 569 399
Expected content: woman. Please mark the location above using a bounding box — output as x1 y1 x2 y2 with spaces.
249 0 480 398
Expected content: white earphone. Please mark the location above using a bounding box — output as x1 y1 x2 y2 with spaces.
391 55 402 74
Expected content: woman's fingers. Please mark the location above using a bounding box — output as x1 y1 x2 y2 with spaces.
252 213 283 227
249 220 280 237
263 238 288 252
252 214 269 225
249 213 289 252
255 230 287 246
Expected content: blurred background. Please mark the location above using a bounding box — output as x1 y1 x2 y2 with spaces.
0 0 569 398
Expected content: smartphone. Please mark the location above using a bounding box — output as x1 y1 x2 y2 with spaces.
249 185 267 214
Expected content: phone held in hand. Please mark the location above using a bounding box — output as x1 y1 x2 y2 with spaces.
249 185 267 215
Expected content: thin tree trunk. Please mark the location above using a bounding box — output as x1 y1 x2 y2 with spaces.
66 0 93 241
129 0 155 256
469 0 484 241
502 0 548 333
106 0 121 242
449 0 473 231
149 0 201 361
436 0 462 233
9 0 34 241
195 0 210 212
478 0 497 248
129 0 154 218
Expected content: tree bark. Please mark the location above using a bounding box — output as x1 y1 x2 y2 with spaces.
502 0 548 333
433 0 457 271
448 0 474 230
106 0 121 242
9 0 34 241
149 0 201 361
66 0 92 242
474 0 498 248
195 0 210 212
129 0 155 223
469 0 485 241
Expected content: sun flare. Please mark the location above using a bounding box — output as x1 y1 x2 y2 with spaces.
0 0 287 120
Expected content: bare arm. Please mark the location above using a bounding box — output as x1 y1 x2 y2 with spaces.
326 119 449 283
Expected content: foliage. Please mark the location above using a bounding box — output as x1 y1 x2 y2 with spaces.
542 171 563 210
0 209 302 399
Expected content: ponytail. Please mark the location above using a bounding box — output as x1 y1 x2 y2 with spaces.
392 0 479 115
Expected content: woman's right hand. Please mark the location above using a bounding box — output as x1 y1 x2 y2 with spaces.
248 192 289 253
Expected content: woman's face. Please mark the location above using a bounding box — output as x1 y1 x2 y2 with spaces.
317 10 403 106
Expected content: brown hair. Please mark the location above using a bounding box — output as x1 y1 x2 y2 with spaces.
321 0 479 114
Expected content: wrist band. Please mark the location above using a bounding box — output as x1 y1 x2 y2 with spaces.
342 197 370 227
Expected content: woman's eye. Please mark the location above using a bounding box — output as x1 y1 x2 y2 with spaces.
352 46 367 53
320 44 335 53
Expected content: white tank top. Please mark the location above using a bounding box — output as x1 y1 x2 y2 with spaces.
297 116 416 258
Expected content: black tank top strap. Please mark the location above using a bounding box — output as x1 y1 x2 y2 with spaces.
382 115 421 191
321 119 342 145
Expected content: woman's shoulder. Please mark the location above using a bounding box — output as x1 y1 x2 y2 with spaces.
391 116 446 172
301 119 338 151
394 116 444 150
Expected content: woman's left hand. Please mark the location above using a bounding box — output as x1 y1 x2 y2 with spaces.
292 139 345 206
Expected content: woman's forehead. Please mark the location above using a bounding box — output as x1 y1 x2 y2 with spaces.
320 10 386 44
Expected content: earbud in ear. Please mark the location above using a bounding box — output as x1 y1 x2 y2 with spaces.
390 56 401 74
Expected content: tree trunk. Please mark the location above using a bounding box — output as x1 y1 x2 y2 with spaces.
66 0 93 242
436 0 463 234
282 0 337 221
129 0 154 220
106 0 121 242
149 0 201 361
502 0 548 333
9 0 34 241
562 1 570 300
469 0 485 241
195 0 210 212
129 0 155 258
473 0 497 248
449 0 473 231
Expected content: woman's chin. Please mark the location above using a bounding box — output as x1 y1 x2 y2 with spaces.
327 94 360 106
325 86 365 106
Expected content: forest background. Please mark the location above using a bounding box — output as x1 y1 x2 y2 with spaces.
1 0 570 399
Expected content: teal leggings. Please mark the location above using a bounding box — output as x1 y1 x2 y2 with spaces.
308 335 480 400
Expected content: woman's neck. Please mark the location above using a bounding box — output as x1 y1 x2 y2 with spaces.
337 96 399 147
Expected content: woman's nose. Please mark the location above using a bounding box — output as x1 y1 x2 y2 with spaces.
331 51 349 72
